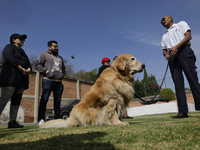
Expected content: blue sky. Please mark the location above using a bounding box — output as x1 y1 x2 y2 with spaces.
1 0 200 91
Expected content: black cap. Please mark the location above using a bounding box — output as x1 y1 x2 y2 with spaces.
113 56 118 61
10 33 27 44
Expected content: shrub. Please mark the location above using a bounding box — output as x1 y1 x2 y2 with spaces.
159 88 175 101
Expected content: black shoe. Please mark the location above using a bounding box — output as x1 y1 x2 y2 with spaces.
121 116 134 119
8 121 24 128
173 113 188 119
124 116 134 119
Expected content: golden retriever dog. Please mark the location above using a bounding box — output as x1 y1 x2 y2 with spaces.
40 54 144 128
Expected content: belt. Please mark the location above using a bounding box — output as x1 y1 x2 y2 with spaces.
168 44 190 50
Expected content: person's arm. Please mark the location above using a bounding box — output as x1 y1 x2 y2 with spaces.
61 58 66 77
2 45 28 74
23 54 32 75
163 49 170 61
36 53 48 74
3 45 20 67
168 30 192 57
15 64 30 75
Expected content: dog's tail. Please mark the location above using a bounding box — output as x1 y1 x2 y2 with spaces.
39 119 67 129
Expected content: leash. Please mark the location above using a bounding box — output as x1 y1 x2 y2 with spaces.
134 61 169 103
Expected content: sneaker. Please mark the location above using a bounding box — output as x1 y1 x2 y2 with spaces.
173 113 188 119
124 116 134 119
121 116 134 119
8 121 24 128
38 119 45 126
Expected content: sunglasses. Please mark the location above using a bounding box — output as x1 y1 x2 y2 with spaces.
161 18 166 24
17 37 25 41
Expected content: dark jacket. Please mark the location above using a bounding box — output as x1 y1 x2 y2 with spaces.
97 65 109 78
0 44 32 89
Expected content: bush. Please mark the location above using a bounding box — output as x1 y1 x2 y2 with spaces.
159 88 175 101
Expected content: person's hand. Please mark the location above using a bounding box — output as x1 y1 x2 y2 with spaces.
164 54 170 61
21 68 31 75
168 46 178 57
24 68 31 75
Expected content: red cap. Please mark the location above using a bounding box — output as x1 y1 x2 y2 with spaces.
101 57 110 64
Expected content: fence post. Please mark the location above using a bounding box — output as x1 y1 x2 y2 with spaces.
34 71 40 123
77 79 80 99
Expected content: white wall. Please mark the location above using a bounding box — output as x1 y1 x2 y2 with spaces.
127 102 196 117
0 101 24 125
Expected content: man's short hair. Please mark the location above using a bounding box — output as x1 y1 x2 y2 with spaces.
47 40 58 47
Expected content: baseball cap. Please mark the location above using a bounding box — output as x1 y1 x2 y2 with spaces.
10 33 27 44
102 57 110 64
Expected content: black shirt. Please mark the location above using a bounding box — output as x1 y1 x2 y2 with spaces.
97 65 109 78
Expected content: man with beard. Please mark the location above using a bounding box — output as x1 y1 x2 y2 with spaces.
36 40 66 125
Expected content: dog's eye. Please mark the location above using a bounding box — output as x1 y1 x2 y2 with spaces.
131 58 135 60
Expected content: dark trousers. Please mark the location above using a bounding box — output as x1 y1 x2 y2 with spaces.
38 79 63 121
169 45 200 113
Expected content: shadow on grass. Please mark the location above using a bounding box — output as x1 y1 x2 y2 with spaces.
128 122 143 125
1 131 116 150
169 114 200 119
0 125 38 139
122 119 143 125
170 115 200 120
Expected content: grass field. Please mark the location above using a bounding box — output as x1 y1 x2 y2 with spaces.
0 112 200 150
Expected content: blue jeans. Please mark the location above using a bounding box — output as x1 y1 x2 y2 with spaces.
38 79 63 120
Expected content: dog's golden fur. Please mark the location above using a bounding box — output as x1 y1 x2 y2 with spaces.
39 54 144 128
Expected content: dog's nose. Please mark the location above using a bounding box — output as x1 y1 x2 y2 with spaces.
142 64 145 68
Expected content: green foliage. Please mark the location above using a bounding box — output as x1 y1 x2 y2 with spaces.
159 88 175 101
76 68 98 82
134 67 160 97
133 79 145 97
63 59 74 78
143 67 148 82
185 88 190 91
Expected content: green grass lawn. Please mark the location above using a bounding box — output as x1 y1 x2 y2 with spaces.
0 112 200 150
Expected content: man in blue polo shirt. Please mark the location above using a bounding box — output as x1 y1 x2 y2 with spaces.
161 15 200 118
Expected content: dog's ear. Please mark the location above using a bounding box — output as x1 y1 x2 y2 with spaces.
117 59 126 71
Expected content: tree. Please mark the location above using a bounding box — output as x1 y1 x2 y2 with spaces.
134 67 160 97
87 68 98 82
63 59 74 78
142 67 148 82
76 68 98 82
133 79 145 98
29 55 38 70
